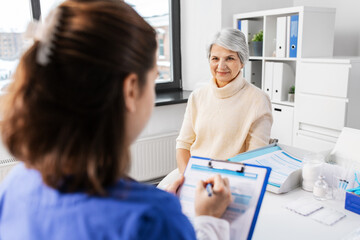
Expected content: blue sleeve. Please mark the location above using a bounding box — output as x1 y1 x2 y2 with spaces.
133 195 196 240
0 164 18 227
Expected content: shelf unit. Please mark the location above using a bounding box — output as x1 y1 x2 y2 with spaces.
234 6 336 147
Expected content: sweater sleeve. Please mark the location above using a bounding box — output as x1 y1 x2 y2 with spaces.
176 93 196 151
245 93 273 151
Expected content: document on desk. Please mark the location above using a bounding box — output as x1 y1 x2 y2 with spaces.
178 156 270 240
229 145 303 194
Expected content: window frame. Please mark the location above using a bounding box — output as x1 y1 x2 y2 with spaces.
30 0 41 20
30 0 182 92
155 0 182 92
158 38 164 58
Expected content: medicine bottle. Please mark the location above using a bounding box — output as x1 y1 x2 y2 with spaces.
313 175 329 201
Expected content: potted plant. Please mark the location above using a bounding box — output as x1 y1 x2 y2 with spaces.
251 30 263 56
288 85 295 102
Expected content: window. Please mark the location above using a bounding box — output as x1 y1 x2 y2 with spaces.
40 0 64 19
0 0 181 92
159 38 165 58
125 0 181 90
45 0 182 90
0 0 33 90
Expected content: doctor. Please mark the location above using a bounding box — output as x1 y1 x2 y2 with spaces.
0 1 232 239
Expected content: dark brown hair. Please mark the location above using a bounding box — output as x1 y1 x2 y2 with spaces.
0 0 157 195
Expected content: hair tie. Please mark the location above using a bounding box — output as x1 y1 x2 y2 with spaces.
24 7 62 66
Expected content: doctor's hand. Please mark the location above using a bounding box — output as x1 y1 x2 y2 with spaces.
194 174 232 218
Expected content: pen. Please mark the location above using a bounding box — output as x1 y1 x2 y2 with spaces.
206 183 213 197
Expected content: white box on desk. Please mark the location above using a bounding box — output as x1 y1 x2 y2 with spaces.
230 143 312 194
266 143 312 194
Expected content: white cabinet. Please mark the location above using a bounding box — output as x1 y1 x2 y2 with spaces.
293 58 360 152
233 6 336 147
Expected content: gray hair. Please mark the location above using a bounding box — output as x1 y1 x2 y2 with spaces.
207 28 249 65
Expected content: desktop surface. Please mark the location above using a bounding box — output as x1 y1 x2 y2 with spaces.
253 188 360 240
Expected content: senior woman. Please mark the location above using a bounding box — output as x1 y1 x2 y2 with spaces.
176 28 273 173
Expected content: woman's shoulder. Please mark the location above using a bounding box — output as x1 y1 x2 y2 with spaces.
188 84 212 103
244 81 271 104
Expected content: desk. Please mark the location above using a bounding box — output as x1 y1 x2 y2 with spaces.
253 188 360 240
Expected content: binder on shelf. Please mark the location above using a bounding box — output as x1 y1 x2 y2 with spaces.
178 156 271 240
289 15 299 58
244 60 262 88
237 20 249 44
237 19 262 56
237 19 242 31
276 16 287 58
286 16 291 58
272 62 295 102
264 62 274 99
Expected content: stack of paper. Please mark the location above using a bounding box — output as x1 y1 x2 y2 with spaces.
285 197 323 216
285 197 346 226
310 208 346 226
178 156 270 240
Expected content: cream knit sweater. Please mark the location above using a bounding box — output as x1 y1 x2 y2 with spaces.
176 74 273 160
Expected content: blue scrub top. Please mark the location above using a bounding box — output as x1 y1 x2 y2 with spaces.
0 163 196 240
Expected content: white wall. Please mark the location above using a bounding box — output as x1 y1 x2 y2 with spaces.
181 0 221 90
293 0 360 56
221 0 293 28
139 103 186 138
181 0 360 91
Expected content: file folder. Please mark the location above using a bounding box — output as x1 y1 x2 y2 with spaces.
272 62 295 101
286 16 291 58
264 62 274 99
239 20 249 44
237 19 262 56
276 16 287 58
244 60 262 88
178 156 271 240
289 15 299 58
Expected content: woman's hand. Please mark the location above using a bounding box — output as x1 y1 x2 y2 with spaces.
165 175 184 195
194 174 232 218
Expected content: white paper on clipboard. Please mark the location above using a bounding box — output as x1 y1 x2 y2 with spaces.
178 156 270 240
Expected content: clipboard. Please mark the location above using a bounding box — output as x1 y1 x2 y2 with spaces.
178 156 271 240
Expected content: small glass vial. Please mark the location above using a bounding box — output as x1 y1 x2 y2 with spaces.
313 175 329 201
